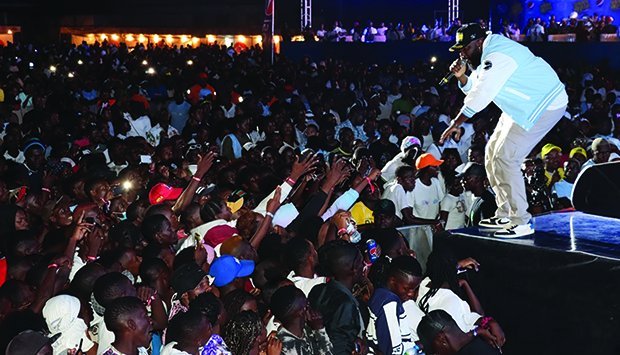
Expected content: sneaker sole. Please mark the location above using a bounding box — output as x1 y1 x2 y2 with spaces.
478 223 510 230
494 230 535 239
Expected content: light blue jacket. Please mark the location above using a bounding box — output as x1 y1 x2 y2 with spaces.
459 34 566 131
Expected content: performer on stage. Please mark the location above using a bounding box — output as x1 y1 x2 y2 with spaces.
440 23 568 237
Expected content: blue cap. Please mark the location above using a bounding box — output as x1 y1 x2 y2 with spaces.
209 255 255 287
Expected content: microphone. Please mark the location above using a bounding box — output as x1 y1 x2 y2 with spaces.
438 59 468 86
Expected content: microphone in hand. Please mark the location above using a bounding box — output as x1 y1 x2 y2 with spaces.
439 58 468 86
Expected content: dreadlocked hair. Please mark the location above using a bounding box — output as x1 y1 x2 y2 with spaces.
418 248 462 314
223 310 263 355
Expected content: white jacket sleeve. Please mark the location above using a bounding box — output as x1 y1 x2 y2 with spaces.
254 182 293 216
321 188 360 221
458 52 518 118
458 71 476 94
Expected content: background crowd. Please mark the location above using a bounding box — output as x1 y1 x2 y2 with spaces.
0 37 618 355
300 13 619 43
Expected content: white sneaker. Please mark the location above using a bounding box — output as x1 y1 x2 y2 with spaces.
478 217 512 229
494 224 535 238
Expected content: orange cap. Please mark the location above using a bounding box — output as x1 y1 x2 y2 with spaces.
415 153 444 170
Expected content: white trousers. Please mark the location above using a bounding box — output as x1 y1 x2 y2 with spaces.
484 106 566 225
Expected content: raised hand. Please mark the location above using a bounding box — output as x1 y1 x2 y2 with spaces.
266 186 282 214
290 153 320 182
195 151 217 178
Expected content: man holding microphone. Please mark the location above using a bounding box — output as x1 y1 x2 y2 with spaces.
440 23 568 237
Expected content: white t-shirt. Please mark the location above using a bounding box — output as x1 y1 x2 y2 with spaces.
440 193 467 230
378 102 392 120
417 277 481 333
160 343 191 355
125 114 152 139
382 182 413 219
381 152 407 183
287 271 327 296
3 150 25 163
411 178 445 219
401 300 426 343
552 179 574 200
426 144 443 161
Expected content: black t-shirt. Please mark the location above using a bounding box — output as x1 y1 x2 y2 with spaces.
456 338 502 355
468 189 498 227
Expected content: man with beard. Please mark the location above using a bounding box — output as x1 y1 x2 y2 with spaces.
440 23 568 238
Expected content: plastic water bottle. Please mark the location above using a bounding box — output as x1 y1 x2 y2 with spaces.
404 344 424 355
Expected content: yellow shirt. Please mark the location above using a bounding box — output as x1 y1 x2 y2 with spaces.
545 167 565 186
350 202 374 226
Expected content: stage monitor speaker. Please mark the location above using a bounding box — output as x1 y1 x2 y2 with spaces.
572 161 620 219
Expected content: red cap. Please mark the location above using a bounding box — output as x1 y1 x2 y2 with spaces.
204 225 239 247
149 183 183 205
415 153 444 170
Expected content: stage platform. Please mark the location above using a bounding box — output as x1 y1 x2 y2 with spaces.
453 210 620 260
437 211 620 355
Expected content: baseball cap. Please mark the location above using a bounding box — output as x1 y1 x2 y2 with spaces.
227 190 247 214
209 255 255 287
416 153 444 170
540 143 562 159
400 136 422 153
6 331 59 355
204 225 239 247
374 199 396 216
456 162 486 178
569 147 587 159
148 183 183 205
449 23 489 52
171 262 208 295
23 138 46 154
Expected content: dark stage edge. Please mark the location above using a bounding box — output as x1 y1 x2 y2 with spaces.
439 211 620 355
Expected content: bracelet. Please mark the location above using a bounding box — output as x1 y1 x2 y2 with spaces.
147 293 158 307
41 187 51 193
472 325 479 337
285 177 296 186
86 256 97 262
47 263 59 269
365 177 375 193
480 316 494 329
266 212 274 218
192 175 201 182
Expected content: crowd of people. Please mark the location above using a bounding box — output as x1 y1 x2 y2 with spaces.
303 19 471 43
0 35 618 355
504 13 619 42
299 13 619 43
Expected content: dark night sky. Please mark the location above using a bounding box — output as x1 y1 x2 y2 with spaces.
0 0 489 39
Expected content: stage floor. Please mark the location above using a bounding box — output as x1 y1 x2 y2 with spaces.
453 211 620 261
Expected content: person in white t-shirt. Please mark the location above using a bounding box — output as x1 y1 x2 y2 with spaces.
440 176 467 230
162 309 213 355
382 166 415 220
551 158 581 209
102 297 151 355
412 154 446 221
285 237 327 296
417 249 505 345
